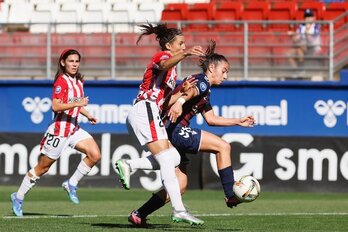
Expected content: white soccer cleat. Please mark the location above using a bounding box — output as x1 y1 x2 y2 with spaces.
62 180 80 204
171 210 204 226
11 192 23 217
115 159 131 190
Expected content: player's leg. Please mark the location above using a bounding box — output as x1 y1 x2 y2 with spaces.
125 101 203 225
62 129 101 204
129 165 188 227
146 140 183 209
199 130 240 207
116 101 163 189
125 100 186 212
115 154 159 190
11 154 56 216
146 140 202 225
11 132 65 216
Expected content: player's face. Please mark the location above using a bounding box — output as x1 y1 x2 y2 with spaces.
167 35 186 56
61 54 80 77
211 61 229 85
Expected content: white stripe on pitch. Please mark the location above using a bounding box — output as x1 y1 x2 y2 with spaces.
3 212 348 219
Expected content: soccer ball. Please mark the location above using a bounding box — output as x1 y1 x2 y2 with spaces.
233 175 260 203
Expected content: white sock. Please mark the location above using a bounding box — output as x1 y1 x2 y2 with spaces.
17 169 39 201
69 160 91 186
154 147 185 212
128 155 160 171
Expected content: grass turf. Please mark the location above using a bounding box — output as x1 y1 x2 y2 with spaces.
1 186 348 231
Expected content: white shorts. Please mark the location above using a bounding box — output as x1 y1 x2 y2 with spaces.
126 100 168 147
40 128 92 160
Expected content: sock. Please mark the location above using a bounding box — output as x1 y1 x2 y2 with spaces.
128 155 160 171
218 166 235 198
17 169 40 201
154 148 185 211
69 160 91 186
138 193 166 219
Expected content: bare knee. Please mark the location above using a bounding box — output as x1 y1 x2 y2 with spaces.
219 141 231 154
86 148 101 164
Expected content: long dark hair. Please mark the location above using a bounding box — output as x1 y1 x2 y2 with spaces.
54 49 84 83
199 40 229 72
136 23 183 51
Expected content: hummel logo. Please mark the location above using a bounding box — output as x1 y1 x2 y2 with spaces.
314 99 346 128
22 97 51 124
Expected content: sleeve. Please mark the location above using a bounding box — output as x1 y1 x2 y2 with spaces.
152 51 171 68
52 77 68 100
195 75 209 96
202 93 212 113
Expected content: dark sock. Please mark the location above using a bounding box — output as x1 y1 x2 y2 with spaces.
218 166 235 198
137 193 166 219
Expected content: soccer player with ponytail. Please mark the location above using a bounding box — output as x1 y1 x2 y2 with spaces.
117 23 205 226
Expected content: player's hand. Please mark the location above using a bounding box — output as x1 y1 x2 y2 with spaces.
185 46 205 57
76 97 89 107
239 115 255 127
168 101 183 123
88 115 98 125
180 76 197 93
225 196 241 208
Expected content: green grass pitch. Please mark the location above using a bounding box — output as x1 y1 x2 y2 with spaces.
1 186 348 232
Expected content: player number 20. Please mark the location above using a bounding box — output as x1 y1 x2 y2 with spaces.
46 134 60 148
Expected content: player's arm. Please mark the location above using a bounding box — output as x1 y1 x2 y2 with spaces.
168 77 199 107
203 109 255 127
51 97 88 112
167 86 198 123
158 46 204 70
80 107 97 125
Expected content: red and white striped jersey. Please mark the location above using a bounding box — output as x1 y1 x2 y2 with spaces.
135 51 177 112
47 74 84 137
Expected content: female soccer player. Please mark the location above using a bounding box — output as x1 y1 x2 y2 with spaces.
11 49 101 217
120 23 205 225
116 41 255 227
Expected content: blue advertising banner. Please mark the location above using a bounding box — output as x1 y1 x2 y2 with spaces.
0 80 347 137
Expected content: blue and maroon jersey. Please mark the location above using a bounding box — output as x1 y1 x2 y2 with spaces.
165 73 212 132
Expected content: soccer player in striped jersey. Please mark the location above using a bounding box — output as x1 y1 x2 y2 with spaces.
11 49 101 217
116 41 255 227
118 23 206 225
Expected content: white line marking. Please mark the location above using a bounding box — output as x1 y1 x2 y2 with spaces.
3 212 348 219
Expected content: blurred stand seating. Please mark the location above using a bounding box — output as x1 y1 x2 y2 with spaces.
0 0 347 81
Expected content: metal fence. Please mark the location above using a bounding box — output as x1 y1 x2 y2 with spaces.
0 17 347 81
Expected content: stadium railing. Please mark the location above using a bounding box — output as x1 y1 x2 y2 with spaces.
0 16 346 81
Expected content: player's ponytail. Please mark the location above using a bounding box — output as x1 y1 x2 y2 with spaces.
199 40 229 72
136 23 183 51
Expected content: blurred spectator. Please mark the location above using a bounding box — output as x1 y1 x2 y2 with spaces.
288 9 321 74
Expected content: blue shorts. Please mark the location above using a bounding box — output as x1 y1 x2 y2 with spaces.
167 125 202 163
